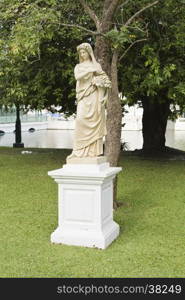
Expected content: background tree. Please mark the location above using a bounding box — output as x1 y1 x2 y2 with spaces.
0 0 91 146
0 0 90 114
119 0 185 152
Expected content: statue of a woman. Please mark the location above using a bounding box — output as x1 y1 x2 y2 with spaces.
67 43 111 160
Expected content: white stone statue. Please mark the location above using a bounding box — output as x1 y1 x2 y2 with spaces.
67 42 111 160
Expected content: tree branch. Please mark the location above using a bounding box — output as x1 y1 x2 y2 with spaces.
111 49 119 74
119 38 147 61
118 0 132 9
125 1 159 26
59 22 101 36
102 0 120 25
126 25 146 33
78 0 101 30
103 0 113 12
111 22 146 33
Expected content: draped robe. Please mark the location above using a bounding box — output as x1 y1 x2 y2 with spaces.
71 61 110 157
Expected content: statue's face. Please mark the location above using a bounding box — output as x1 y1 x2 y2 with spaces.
79 49 90 61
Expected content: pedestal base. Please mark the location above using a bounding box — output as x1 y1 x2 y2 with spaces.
48 157 122 249
51 221 119 249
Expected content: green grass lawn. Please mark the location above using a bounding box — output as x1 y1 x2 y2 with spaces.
0 147 184 278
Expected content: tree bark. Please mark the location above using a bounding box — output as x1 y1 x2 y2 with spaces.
105 50 122 166
142 96 170 152
94 36 122 207
94 40 122 167
94 36 111 76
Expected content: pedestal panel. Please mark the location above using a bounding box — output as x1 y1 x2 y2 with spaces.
48 160 122 249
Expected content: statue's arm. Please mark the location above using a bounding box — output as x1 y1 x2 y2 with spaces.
74 65 93 81
74 64 99 81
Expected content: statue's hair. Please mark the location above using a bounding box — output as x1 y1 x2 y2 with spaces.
77 43 95 63
77 43 92 53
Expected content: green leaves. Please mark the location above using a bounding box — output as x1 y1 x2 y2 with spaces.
105 26 135 49
163 64 176 80
105 22 145 51
0 0 184 117
8 4 60 58
119 0 185 114
0 0 86 113
140 46 176 96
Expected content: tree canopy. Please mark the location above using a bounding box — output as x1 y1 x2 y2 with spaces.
120 0 185 113
117 0 185 151
0 0 159 112
0 0 92 113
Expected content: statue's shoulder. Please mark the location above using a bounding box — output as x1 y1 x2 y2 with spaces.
74 64 80 73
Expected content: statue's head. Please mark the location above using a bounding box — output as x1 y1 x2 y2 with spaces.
77 43 93 63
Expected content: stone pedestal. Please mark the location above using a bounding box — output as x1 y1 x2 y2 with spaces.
48 157 122 249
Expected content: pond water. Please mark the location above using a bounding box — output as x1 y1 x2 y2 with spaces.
0 128 185 151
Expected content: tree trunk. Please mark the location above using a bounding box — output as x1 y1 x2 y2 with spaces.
105 50 122 167
95 40 122 206
95 39 122 166
94 36 111 76
142 96 170 152
95 42 122 206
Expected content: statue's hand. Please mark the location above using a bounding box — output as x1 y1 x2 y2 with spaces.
93 63 102 73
